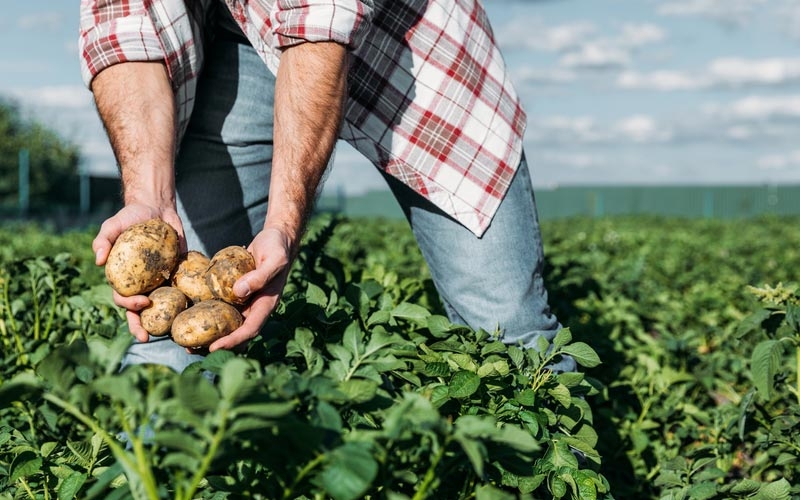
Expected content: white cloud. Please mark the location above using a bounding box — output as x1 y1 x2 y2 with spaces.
618 57 800 91
709 58 800 86
7 85 93 110
617 23 666 47
496 20 596 52
657 0 768 26
539 151 605 169
527 113 672 145
513 67 576 86
614 115 672 142
18 12 64 31
756 151 800 170
724 95 800 120
560 42 630 69
617 69 707 91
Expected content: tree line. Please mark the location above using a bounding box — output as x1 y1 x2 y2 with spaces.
0 99 82 212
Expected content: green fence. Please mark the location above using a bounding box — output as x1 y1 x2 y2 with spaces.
534 184 799 219
317 184 800 220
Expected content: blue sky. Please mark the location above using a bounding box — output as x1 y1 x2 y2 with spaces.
2 0 799 194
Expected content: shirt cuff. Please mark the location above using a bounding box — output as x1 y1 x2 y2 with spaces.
272 0 373 50
80 15 165 88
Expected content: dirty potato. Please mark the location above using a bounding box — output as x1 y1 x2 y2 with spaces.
170 300 243 349
105 218 180 297
205 246 255 306
171 251 214 303
140 286 189 336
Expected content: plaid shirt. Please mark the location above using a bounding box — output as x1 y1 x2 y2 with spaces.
79 0 527 235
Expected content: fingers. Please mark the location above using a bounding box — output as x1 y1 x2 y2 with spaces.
113 290 151 342
92 217 125 266
126 309 150 343
208 286 282 352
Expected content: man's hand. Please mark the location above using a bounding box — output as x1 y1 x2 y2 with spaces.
93 203 185 343
90 61 179 342
207 227 293 352
203 41 349 352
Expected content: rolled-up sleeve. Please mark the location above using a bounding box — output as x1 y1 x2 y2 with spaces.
79 0 165 88
271 0 374 50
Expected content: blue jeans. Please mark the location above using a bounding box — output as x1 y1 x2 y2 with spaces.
122 32 575 374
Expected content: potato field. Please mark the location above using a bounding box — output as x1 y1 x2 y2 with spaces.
0 215 798 499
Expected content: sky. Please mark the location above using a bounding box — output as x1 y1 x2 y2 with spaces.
2 0 799 195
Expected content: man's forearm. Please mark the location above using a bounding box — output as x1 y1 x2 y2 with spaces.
267 42 348 250
92 62 178 208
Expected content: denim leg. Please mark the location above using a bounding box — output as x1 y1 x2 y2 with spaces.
123 38 275 373
384 155 576 373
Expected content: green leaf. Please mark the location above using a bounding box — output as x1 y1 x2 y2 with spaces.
751 339 784 399
320 442 378 500
553 328 572 348
455 434 486 477
687 481 717 500
391 302 431 323
545 440 579 469
480 341 507 356
343 321 363 356
9 451 42 482
306 283 328 307
785 303 800 333
560 342 601 368
575 470 598 500
177 372 220 412
152 430 204 458
547 384 572 408
738 387 756 441
219 357 252 402
338 379 379 403
426 314 455 337
57 471 87 500
728 479 761 495
366 310 391 326
424 362 450 377
475 484 516 500
735 308 771 338
754 479 791 500
549 473 568 498
0 372 42 407
449 370 481 399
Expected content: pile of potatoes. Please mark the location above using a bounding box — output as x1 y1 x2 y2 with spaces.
104 218 255 349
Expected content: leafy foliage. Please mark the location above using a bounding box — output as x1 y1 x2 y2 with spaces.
1 215 799 499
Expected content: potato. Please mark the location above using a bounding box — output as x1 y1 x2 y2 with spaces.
105 218 180 297
170 300 243 349
140 286 189 336
171 251 214 303
205 246 255 306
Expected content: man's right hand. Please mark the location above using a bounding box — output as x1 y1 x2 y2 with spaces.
93 203 185 343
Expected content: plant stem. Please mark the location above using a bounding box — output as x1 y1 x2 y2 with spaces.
43 281 58 340
412 438 449 500
19 477 35 499
795 345 799 406
180 405 230 500
283 452 326 499
30 274 40 341
43 393 160 500
2 273 19 336
116 404 159 500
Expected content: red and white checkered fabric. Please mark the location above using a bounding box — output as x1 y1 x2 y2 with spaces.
79 0 527 235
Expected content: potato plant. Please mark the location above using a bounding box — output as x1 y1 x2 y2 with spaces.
0 215 798 499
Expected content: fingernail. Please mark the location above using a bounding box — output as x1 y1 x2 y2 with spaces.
234 281 251 297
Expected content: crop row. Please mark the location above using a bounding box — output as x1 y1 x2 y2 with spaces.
0 215 798 499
